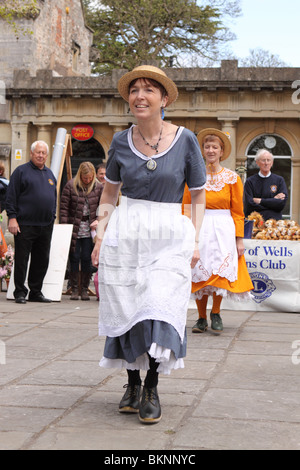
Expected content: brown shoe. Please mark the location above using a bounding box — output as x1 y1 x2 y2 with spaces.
80 272 91 301
70 272 79 300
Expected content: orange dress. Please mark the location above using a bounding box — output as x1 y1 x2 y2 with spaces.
182 168 253 300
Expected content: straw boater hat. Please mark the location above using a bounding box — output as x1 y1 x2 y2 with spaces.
197 128 232 161
117 65 178 107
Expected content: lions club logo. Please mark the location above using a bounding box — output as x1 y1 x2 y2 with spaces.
270 185 277 193
48 179 54 186
250 272 276 304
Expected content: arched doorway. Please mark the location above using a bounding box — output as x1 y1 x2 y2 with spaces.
60 136 105 193
246 134 292 218
70 137 105 176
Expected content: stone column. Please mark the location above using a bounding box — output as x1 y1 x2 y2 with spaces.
10 122 30 174
35 124 53 167
218 118 239 171
110 124 127 134
291 157 300 221
235 154 248 185
106 124 128 160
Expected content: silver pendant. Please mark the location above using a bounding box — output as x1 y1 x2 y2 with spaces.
146 159 157 171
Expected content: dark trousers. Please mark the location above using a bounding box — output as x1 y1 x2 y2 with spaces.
69 237 93 273
13 223 54 298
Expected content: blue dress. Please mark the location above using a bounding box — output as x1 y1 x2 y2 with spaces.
98 126 206 374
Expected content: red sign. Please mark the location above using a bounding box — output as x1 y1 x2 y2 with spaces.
71 124 94 141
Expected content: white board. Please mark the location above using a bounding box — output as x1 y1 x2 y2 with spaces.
223 239 300 312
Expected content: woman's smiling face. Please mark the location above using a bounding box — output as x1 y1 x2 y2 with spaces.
203 136 224 165
128 78 168 119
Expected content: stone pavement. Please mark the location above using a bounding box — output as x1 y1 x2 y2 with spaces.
1 291 300 451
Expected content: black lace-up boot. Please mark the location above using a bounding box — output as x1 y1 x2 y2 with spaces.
119 384 141 413
139 386 161 424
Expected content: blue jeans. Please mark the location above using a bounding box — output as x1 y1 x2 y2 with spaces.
70 237 93 273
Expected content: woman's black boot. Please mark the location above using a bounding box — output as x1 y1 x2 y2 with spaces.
139 386 161 424
119 384 141 413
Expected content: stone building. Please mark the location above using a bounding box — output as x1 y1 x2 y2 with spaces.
0 0 93 86
0 2 300 221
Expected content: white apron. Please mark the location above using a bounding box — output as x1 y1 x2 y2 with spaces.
98 196 195 343
192 209 238 284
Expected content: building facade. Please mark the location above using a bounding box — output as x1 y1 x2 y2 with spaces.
0 3 300 221
0 0 93 86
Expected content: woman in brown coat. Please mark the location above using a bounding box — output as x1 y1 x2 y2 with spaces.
60 162 103 300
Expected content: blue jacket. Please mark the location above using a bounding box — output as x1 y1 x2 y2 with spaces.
6 161 57 226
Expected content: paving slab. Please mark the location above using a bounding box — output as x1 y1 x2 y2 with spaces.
0 292 300 451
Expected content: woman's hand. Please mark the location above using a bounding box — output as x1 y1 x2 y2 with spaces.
236 237 245 258
190 188 205 269
91 181 121 267
191 244 200 268
90 220 99 230
91 238 102 267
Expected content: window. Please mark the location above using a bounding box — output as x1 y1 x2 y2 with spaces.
70 137 105 176
246 134 292 218
72 41 81 73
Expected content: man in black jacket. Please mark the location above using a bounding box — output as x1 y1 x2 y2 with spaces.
244 149 288 221
0 161 9 212
6 141 57 303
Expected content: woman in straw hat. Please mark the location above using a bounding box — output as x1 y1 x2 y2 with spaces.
91 65 206 424
182 128 253 334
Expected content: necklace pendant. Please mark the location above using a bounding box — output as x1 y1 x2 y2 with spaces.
146 159 157 171
137 123 163 156
151 144 158 152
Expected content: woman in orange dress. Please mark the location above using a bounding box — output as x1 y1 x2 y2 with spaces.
182 128 253 334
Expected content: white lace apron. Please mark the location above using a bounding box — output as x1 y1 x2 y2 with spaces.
192 209 238 285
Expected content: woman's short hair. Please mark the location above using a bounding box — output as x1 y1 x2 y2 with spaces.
129 77 167 99
203 134 225 151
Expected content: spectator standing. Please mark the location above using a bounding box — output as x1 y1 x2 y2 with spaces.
0 162 9 213
6 141 57 304
60 162 103 300
244 149 288 221
96 163 106 186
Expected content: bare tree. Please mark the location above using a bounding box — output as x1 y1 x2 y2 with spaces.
239 48 288 67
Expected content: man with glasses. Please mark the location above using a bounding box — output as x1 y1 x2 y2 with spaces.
244 149 288 221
